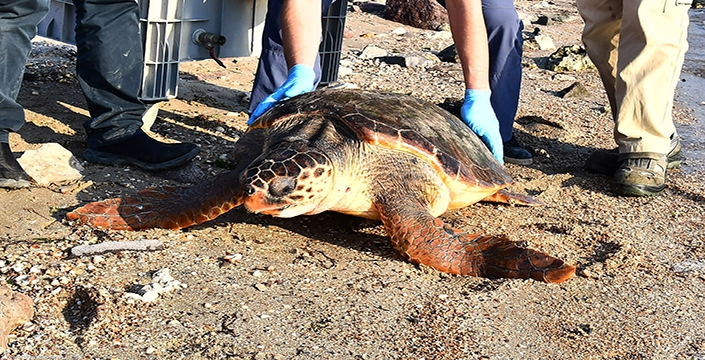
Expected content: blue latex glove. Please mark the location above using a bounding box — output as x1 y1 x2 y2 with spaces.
248 64 316 124
461 89 504 164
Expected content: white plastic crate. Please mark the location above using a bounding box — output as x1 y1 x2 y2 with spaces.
38 0 268 102
37 0 347 101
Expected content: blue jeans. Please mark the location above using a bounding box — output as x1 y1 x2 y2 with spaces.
249 0 523 142
0 0 50 143
74 0 147 148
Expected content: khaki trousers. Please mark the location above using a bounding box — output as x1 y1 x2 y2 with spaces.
576 0 691 154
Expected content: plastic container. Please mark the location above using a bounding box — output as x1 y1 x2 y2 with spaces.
37 0 347 98
319 0 348 86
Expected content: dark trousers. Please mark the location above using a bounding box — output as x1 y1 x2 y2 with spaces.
0 0 49 143
482 0 523 142
249 0 523 142
248 0 335 114
74 0 146 148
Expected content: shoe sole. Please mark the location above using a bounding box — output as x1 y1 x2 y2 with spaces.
611 182 665 197
586 148 684 175
0 178 31 189
84 147 200 171
504 156 534 166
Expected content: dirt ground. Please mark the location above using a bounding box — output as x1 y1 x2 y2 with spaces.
2 2 705 359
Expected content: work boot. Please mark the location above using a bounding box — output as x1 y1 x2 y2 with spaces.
611 152 668 197
84 130 200 171
585 136 683 175
503 137 533 165
0 142 31 189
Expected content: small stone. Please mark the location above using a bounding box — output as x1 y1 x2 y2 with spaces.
359 45 387 59
252 270 263 277
558 81 591 99
204 302 213 308
141 290 159 302
391 27 407 35
535 15 551 25
145 347 156 354
533 35 556 50
223 253 243 263
255 283 267 292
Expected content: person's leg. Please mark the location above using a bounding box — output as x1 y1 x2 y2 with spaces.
608 0 690 196
248 0 334 114
576 0 622 120
0 0 49 188
482 0 531 165
74 0 199 171
579 0 684 176
613 0 688 154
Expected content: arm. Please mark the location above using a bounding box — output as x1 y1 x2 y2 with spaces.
249 0 322 123
445 0 491 91
281 0 322 69
445 0 504 163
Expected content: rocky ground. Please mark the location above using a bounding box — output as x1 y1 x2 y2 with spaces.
1 1 705 359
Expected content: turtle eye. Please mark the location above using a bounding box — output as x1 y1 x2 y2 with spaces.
245 185 256 196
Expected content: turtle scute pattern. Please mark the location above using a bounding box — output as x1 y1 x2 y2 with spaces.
67 89 575 284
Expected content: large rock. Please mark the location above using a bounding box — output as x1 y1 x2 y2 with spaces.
0 287 34 353
384 0 449 31
546 45 596 72
17 143 83 186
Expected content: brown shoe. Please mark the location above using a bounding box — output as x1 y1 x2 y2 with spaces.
585 137 684 175
611 152 668 196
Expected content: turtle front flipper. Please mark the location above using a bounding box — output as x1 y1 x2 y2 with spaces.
67 128 268 231
375 196 575 283
67 170 245 230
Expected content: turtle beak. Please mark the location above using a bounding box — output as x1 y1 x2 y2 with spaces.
243 188 292 216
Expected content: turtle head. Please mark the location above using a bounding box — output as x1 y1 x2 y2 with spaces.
242 140 334 217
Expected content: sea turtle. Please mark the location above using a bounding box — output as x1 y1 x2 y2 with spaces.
67 89 575 283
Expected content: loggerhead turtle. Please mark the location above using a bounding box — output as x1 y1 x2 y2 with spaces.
67 89 575 283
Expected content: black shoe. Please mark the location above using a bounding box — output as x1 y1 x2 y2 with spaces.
503 137 533 165
0 142 31 189
84 130 200 171
585 136 683 175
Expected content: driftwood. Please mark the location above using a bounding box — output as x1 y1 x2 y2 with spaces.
70 240 163 257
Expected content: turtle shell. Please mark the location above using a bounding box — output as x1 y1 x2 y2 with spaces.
251 89 513 203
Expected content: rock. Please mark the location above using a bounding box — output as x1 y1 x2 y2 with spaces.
546 45 596 72
126 268 186 303
390 27 407 35
533 34 556 50
384 0 448 31
359 45 387 59
535 15 552 25
557 81 591 99
378 54 438 68
0 287 34 353
437 44 459 63
17 143 83 186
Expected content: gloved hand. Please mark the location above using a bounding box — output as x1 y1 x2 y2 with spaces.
248 64 316 125
461 89 504 163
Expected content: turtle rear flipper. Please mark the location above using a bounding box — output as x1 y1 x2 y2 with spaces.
67 170 245 230
376 195 575 283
